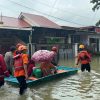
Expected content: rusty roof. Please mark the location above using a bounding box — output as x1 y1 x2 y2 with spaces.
19 12 61 29
0 16 30 28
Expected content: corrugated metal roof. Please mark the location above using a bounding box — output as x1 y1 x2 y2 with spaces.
20 12 61 29
0 16 30 28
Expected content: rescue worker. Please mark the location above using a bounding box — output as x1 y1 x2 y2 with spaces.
4 46 16 75
16 43 23 49
15 43 24 55
40 61 57 77
13 45 28 95
51 46 59 66
0 54 10 87
27 60 35 76
75 44 91 72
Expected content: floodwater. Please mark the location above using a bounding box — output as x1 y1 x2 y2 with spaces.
1 56 100 100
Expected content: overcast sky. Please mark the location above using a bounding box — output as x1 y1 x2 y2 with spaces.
0 0 100 27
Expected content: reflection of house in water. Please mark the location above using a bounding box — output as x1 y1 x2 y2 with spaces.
0 12 100 58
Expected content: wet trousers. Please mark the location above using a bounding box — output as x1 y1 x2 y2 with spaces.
16 76 27 95
0 80 4 87
81 63 91 72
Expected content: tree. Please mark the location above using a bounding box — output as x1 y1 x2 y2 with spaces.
91 0 100 26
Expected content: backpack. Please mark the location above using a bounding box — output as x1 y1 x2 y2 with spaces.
79 51 90 61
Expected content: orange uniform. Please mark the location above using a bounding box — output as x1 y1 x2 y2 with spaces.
77 50 91 64
14 54 29 77
76 45 91 72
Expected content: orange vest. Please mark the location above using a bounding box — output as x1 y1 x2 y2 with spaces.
78 51 91 64
13 54 24 71
13 54 25 77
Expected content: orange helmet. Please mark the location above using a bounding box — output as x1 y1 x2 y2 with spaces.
18 45 27 51
16 43 23 49
51 46 58 52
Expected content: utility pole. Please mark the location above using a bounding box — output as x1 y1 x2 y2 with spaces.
29 27 34 58
0 12 3 25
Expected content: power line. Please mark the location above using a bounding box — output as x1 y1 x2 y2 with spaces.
7 0 87 26
28 0 92 20
29 0 97 26
0 4 20 14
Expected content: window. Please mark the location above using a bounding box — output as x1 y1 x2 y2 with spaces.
71 35 80 43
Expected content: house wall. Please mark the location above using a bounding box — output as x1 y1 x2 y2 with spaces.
33 27 74 47
88 34 100 52
30 27 75 58
0 26 98 58
0 28 30 55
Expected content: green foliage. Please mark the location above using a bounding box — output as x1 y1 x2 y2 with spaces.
96 20 100 26
91 0 100 26
90 0 100 11
91 0 100 11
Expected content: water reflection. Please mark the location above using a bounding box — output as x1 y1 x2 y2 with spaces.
78 72 94 99
78 73 92 93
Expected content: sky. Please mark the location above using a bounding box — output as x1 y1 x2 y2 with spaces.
0 0 100 27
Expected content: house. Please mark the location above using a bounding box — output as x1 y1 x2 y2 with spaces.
0 12 99 58
0 15 31 54
62 25 100 53
0 12 74 57
18 12 75 58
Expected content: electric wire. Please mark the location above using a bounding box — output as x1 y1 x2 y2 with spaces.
7 0 87 26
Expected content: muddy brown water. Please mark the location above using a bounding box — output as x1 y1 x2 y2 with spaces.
0 57 100 100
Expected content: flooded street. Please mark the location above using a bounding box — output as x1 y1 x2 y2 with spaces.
1 56 100 100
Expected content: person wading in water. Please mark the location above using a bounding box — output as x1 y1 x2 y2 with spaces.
75 44 91 72
13 45 28 95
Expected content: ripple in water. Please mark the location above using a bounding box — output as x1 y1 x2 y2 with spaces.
51 71 100 100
